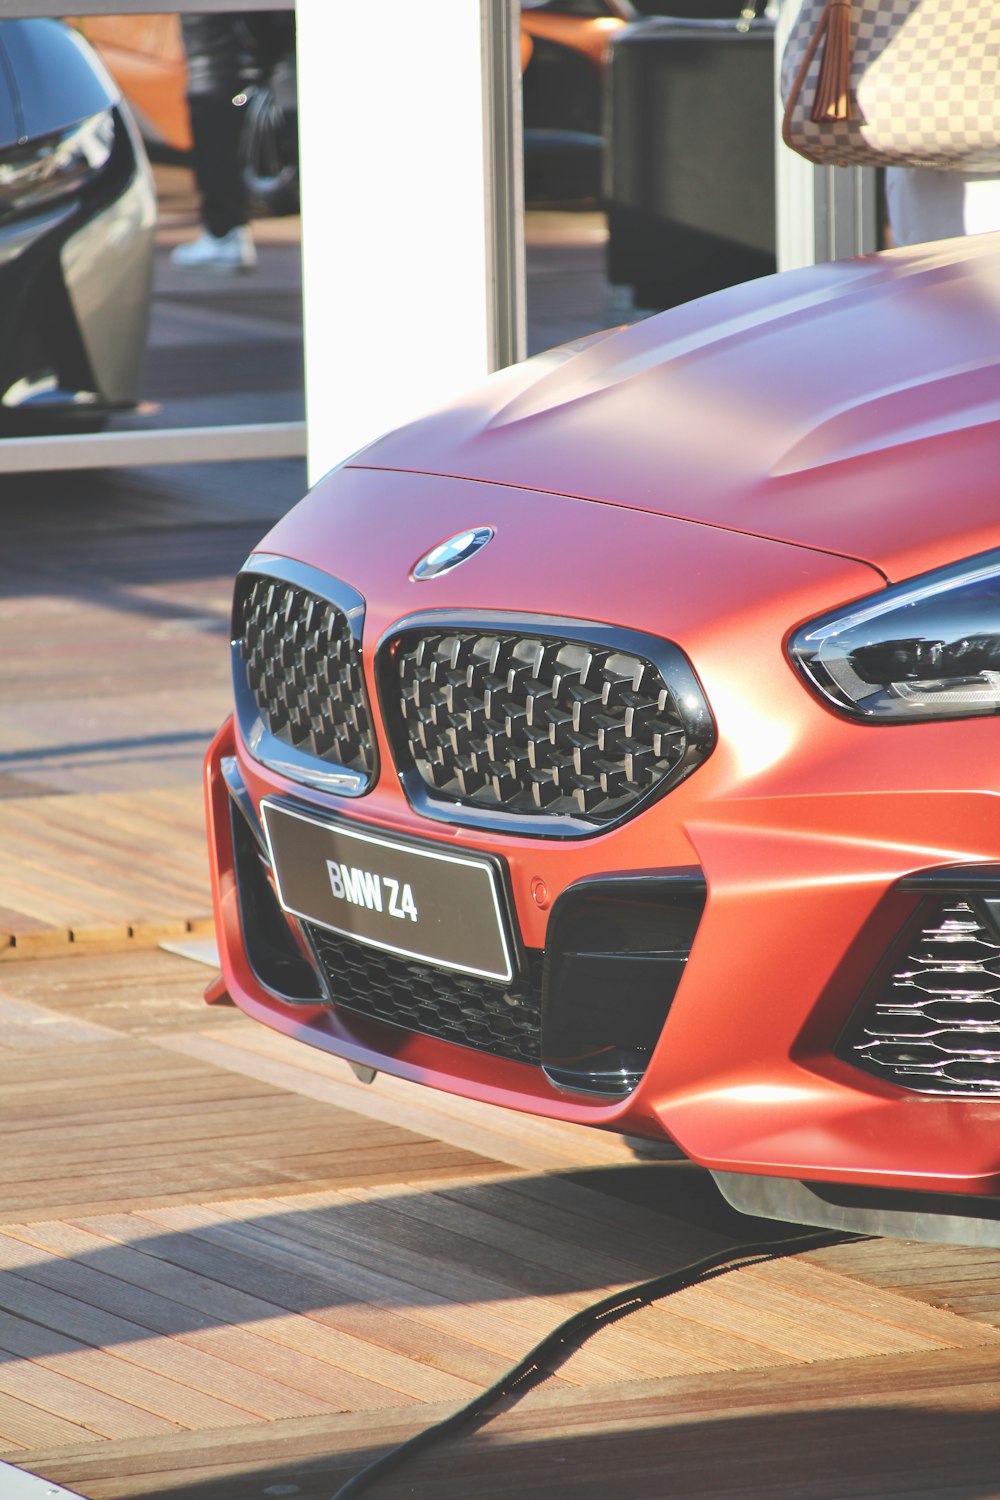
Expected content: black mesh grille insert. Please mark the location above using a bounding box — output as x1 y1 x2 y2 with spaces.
306 924 543 1066
392 628 694 823
841 898 1000 1094
237 576 373 774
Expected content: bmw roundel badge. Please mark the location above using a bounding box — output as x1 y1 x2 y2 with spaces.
412 527 495 580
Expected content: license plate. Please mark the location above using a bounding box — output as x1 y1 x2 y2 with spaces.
260 800 514 984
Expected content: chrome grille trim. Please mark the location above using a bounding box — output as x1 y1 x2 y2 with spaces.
232 556 375 796
378 611 715 838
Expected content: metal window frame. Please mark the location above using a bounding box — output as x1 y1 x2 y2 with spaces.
5 2 293 20
0 0 524 473
482 0 527 372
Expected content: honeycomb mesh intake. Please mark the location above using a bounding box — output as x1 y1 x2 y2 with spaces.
238 576 373 773
306 924 543 1066
842 898 1000 1094
393 629 688 821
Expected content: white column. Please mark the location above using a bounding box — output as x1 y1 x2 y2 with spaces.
296 0 521 485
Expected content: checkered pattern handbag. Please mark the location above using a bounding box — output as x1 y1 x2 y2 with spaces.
782 0 1000 169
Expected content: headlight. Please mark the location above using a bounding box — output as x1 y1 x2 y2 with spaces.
0 109 115 220
788 549 1000 723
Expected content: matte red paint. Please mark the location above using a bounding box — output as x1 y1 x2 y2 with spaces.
206 234 1000 1203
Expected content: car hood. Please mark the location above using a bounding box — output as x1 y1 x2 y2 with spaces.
353 233 1000 583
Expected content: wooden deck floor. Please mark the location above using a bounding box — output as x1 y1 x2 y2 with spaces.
0 949 996 1498
0 792 213 958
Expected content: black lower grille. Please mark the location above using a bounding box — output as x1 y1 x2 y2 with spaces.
841 896 1000 1094
306 924 543 1065
230 802 323 1004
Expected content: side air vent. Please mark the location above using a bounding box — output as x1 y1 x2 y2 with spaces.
841 871 1000 1095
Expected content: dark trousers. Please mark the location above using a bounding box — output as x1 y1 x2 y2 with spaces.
181 15 250 238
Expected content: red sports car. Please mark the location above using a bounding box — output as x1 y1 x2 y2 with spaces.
207 232 1000 1248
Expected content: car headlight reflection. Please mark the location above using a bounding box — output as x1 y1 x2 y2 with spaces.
0 108 115 220
789 549 1000 723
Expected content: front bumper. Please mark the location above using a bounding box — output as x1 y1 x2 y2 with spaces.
205 468 1000 1233
208 718 1000 1195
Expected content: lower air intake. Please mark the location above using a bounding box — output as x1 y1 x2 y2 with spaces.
841 895 1000 1094
306 924 543 1066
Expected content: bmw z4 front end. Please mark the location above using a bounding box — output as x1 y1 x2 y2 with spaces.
207 231 1000 1247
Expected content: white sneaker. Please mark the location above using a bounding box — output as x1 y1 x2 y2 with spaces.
170 226 256 274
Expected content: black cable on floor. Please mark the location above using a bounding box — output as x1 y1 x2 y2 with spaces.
330 1227 863 1499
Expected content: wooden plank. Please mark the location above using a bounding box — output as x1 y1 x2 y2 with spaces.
336 1177 719 1283
0 1262 338 1423
1 928 75 960
0 1307 257 1432
0 1392 108 1454
0 1147 503 1219
0 948 233 1036
163 1191 617 1305
3 1219 497 1398
0 853 178 931
332 1179 998 1365
810 1238 1000 1288
161 1028 637 1171
18 1346 1000 1499
70 1209 630 1390
0 925 211 960
0 1105 436 1163
119 1201 642 1386
287 1184 992 1370
747 1257 1000 1349
0 1224 481 1408
0 995 120 1052
0 1081 339 1132
0 1353 180 1445
151 1198 799 1381
0 807 207 914
432 1175 696 1264
0 791 212 951
184 915 217 940
0 1025 506 1218
807 1239 1000 1335
0 909 57 941
1 792 208 869
0 1404 454 1495
0 846 140 929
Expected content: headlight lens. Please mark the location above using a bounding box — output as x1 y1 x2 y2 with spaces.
789 549 1000 723
0 109 115 220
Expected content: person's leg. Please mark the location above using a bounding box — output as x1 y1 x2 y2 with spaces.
172 15 256 270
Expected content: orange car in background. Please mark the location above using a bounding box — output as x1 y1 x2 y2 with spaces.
74 14 192 155
521 0 630 71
